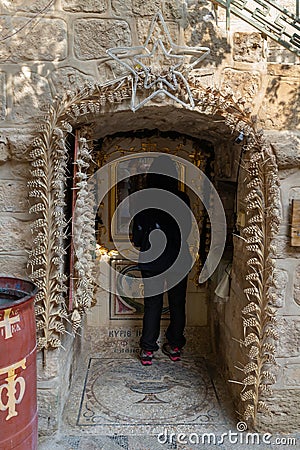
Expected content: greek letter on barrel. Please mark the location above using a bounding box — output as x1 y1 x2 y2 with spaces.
0 358 26 421
0 308 21 339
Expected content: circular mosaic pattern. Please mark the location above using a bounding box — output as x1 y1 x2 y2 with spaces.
81 358 220 424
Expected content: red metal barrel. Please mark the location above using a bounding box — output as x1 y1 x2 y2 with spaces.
0 277 38 450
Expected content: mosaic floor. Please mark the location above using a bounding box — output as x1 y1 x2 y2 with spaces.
39 353 298 449
77 357 226 429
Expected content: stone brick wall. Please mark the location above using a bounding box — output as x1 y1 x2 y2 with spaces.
262 133 300 432
0 0 299 435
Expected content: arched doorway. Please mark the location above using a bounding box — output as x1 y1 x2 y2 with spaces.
28 78 280 429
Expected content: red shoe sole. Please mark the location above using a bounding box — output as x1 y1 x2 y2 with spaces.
141 360 152 366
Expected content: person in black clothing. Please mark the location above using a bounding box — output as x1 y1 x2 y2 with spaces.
132 155 192 366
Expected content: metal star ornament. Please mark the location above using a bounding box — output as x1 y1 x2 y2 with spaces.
106 11 210 112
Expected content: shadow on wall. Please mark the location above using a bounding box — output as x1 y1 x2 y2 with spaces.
265 73 300 129
0 1 234 123
0 0 68 122
184 3 231 67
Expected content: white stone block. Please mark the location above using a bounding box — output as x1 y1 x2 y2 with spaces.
265 131 300 169
1 18 67 62
62 0 107 12
0 216 32 252
12 70 52 122
0 72 5 121
0 180 28 212
276 316 300 358
74 19 131 60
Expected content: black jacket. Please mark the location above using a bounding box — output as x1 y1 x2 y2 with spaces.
132 188 192 273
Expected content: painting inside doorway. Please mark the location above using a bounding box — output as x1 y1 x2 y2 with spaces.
110 259 170 320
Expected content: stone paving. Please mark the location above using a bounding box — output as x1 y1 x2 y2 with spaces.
38 350 299 450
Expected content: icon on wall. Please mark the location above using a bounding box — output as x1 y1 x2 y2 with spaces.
109 259 169 320
109 155 185 241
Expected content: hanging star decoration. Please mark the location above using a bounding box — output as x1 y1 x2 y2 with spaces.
106 11 210 112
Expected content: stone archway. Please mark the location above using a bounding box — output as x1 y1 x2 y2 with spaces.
28 77 280 427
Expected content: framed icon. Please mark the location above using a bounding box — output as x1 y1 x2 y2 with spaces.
109 258 169 320
109 155 185 241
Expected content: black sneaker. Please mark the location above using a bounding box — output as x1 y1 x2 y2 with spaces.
140 349 153 366
162 343 181 361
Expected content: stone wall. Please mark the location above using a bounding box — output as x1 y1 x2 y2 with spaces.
260 132 300 432
0 0 298 279
0 0 299 435
216 134 300 432
37 332 82 435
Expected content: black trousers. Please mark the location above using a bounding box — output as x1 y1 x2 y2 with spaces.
140 270 188 352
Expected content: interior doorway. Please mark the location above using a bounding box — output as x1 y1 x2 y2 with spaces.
82 128 239 357
56 127 241 440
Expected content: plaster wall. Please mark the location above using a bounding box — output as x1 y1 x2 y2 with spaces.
0 0 299 434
